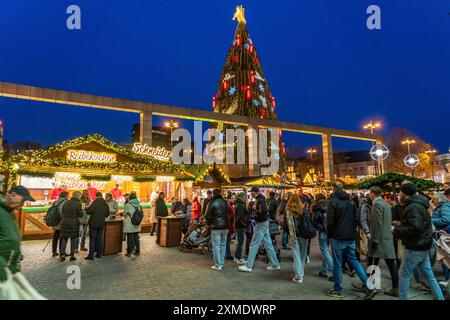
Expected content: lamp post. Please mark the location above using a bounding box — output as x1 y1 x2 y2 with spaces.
306 148 317 174
363 121 382 175
164 120 179 150
402 138 416 176
425 149 437 182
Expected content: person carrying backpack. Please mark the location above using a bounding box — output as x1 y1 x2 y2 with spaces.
123 193 142 257
48 192 68 257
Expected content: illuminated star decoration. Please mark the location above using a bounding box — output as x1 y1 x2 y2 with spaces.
228 87 237 95
259 95 267 107
232 5 246 25
244 43 250 50
258 83 265 92
255 71 265 82
252 99 259 107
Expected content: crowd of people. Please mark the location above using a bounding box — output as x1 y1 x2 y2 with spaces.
1 180 449 301
200 183 450 300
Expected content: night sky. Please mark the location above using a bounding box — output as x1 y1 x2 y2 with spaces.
0 0 449 153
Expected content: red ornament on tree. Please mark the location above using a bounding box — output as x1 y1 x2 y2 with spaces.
259 108 266 118
282 142 286 155
233 55 239 63
249 44 254 54
212 97 217 110
235 34 241 46
222 79 229 90
250 71 255 84
246 85 251 100
253 57 259 64
271 96 276 108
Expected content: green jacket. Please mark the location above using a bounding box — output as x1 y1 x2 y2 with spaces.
0 195 22 280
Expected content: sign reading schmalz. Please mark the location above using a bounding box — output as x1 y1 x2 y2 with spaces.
67 149 117 163
132 143 171 161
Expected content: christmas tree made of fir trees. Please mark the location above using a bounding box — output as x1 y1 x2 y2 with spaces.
211 5 285 174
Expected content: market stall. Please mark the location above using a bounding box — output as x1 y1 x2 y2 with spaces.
3 134 194 239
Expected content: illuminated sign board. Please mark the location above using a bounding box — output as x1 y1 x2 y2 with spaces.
67 150 117 163
132 143 171 161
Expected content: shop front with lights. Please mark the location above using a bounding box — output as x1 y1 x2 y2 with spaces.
4 134 194 239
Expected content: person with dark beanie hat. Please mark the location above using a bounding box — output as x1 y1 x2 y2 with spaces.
394 183 444 300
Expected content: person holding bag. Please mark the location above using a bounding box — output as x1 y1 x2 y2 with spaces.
0 186 46 300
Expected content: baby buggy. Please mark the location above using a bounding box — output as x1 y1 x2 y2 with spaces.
179 222 212 254
258 219 281 263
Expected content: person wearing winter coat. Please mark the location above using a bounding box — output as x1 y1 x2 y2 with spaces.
85 192 110 260
431 192 450 231
285 193 308 283
51 192 69 257
365 187 399 297
192 196 202 224
326 182 377 300
233 192 250 264
123 193 142 257
205 189 229 271
225 194 236 261
154 192 168 243
394 183 444 300
267 191 278 220
77 189 91 252
238 186 280 273
60 191 84 262
312 193 333 278
0 186 34 282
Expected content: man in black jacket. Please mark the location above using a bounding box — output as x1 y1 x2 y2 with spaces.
233 192 250 264
267 191 278 220
85 192 109 260
326 182 377 299
394 183 444 300
239 187 280 273
205 189 229 271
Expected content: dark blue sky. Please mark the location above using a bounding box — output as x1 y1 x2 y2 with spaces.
0 0 449 153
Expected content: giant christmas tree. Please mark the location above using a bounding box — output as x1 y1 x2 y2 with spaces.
211 5 285 174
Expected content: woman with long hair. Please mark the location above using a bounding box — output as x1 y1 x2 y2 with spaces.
285 193 308 283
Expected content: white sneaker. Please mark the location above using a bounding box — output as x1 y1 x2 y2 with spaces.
211 265 223 271
292 277 303 284
306 256 311 264
266 265 281 271
238 265 252 272
236 259 247 265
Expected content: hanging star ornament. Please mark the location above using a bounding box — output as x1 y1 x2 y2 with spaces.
228 87 237 95
232 5 246 25
255 71 265 82
259 95 267 107
258 83 265 92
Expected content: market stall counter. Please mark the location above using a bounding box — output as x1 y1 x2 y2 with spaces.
103 218 124 256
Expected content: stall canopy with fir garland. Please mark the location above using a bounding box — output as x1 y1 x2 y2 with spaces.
356 173 442 192
4 133 193 190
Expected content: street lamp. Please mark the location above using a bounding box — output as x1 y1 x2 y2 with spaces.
426 149 437 182
164 120 179 149
402 138 417 176
401 138 416 154
306 148 317 174
363 121 382 175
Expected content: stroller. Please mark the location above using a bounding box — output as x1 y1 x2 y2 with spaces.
258 219 281 263
179 222 212 254
434 231 450 299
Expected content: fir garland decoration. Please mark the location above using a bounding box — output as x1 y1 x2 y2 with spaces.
132 177 156 182
80 174 111 181
16 170 55 179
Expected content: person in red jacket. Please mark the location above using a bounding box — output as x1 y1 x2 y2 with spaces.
110 184 122 201
192 196 201 224
86 182 98 201
225 193 236 260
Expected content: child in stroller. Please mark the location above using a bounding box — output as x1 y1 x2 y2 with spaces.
258 219 281 263
179 222 211 254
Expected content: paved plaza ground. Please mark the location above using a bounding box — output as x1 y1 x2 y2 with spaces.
21 234 443 300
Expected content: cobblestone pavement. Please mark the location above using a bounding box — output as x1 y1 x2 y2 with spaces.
20 235 442 300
